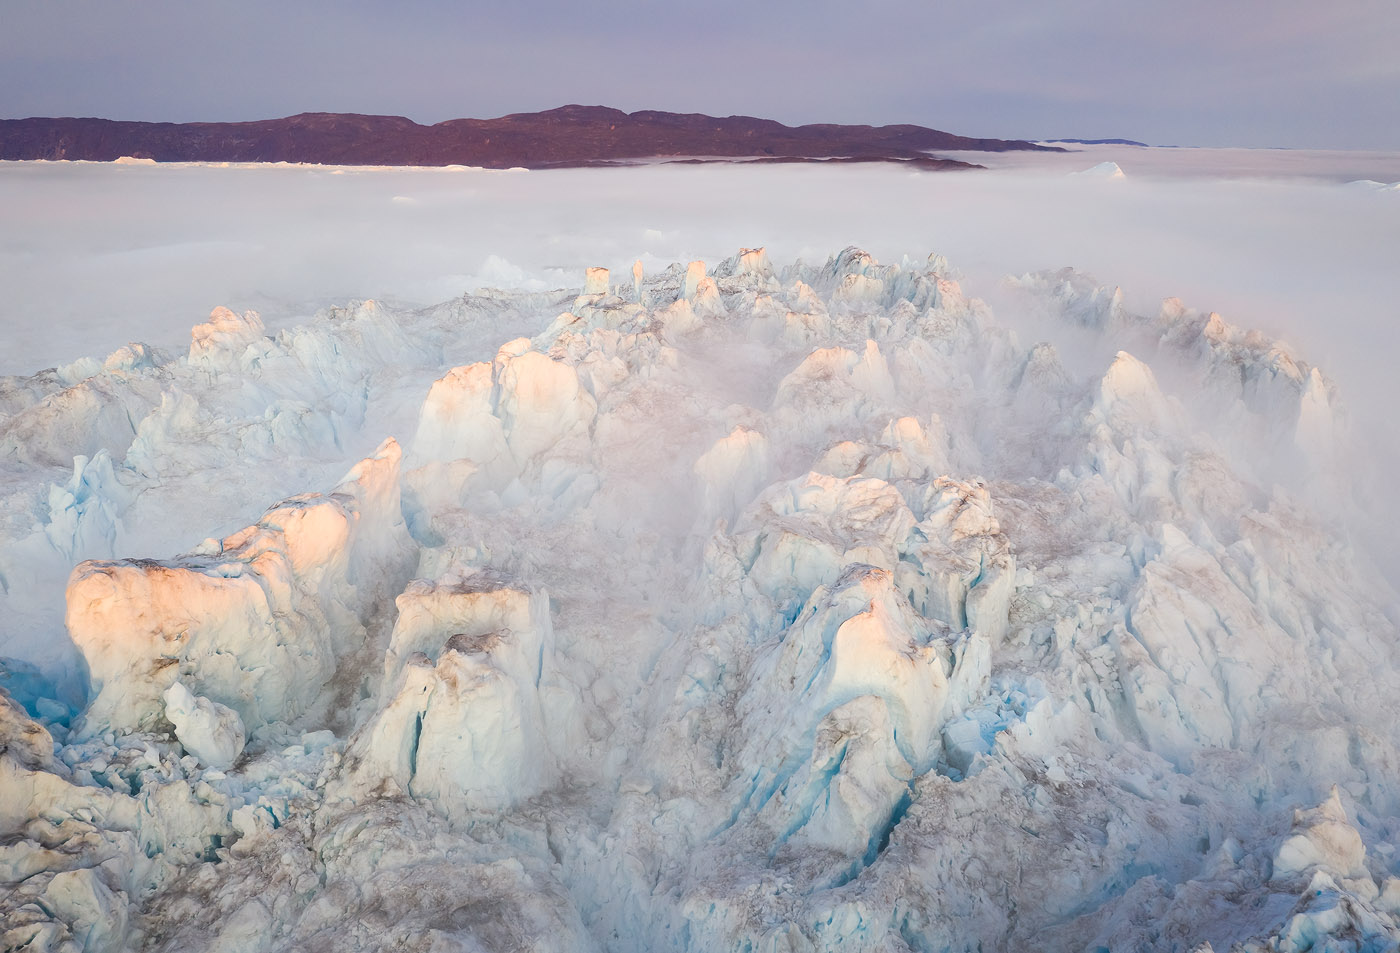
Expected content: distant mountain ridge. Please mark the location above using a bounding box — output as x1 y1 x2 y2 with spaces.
1043 137 1149 147
0 105 1059 169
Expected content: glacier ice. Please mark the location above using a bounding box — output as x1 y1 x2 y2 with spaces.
336 572 561 814
65 436 414 737
1 246 1399 953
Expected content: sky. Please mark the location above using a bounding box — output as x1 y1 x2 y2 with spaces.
2 0 1398 149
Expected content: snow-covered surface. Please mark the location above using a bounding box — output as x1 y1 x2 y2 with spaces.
2 153 1400 951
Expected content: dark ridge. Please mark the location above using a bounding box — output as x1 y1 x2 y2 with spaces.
1043 138 1150 147
0 106 1062 169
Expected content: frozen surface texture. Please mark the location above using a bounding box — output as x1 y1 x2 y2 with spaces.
2 246 1399 953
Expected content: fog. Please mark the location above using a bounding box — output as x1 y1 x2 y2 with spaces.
3 146 1396 455
2 148 1396 369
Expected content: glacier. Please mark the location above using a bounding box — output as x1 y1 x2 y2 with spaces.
1 239 1399 953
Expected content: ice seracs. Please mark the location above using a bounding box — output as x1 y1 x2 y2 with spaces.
2 245 1397 953
773 340 895 440
0 345 167 467
1273 788 1368 882
162 681 245 770
583 266 610 297
737 472 915 616
682 260 705 300
41 867 129 953
189 307 266 367
734 565 950 883
693 426 771 529
43 449 127 562
66 437 414 735
497 348 597 465
337 571 560 814
899 477 1014 640
406 342 598 518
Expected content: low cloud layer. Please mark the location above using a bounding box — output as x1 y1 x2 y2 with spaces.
3 150 1396 421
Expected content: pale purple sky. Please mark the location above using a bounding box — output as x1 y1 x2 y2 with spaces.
3 0 1397 149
